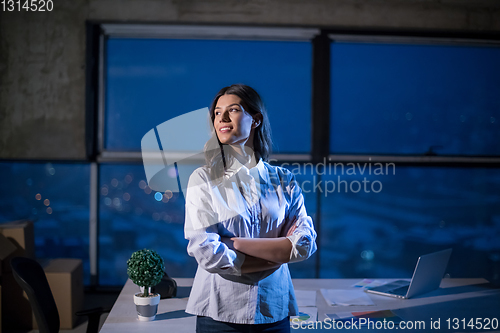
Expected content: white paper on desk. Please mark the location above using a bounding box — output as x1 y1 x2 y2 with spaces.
294 290 316 307
320 289 375 306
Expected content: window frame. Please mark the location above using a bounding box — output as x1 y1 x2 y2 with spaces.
97 23 319 160
90 23 319 285
327 33 500 164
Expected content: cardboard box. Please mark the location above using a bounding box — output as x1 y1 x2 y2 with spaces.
0 220 35 273
33 259 85 329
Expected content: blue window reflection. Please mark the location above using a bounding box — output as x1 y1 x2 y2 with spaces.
330 42 500 155
106 38 312 154
99 161 319 283
0 162 91 284
98 163 199 285
319 165 500 280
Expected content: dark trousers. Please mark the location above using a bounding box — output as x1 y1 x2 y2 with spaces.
196 315 291 333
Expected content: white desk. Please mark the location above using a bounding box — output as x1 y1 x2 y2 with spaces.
99 278 195 333
99 278 500 332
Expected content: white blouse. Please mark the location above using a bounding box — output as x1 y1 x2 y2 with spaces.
184 158 317 324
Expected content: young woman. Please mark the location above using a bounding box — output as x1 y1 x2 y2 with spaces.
184 84 317 333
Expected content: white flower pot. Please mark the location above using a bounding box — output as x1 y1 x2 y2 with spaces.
134 292 160 321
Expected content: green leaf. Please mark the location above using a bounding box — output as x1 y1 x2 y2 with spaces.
126 248 165 290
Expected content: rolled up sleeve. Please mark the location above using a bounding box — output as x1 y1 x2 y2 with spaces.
284 173 317 263
184 168 245 275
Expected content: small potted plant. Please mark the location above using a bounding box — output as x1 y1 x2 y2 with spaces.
127 249 165 321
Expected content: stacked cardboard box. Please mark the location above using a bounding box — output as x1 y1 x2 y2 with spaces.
0 220 84 330
33 259 84 329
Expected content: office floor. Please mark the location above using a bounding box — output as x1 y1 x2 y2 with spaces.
3 289 120 333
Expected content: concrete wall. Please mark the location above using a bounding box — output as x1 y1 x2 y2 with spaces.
1 0 499 160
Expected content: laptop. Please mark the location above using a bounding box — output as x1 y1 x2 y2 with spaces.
365 248 452 299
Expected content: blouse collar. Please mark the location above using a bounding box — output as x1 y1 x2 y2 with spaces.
224 155 265 180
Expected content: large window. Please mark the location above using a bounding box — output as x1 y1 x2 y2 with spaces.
322 39 500 281
97 25 318 285
97 29 500 285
